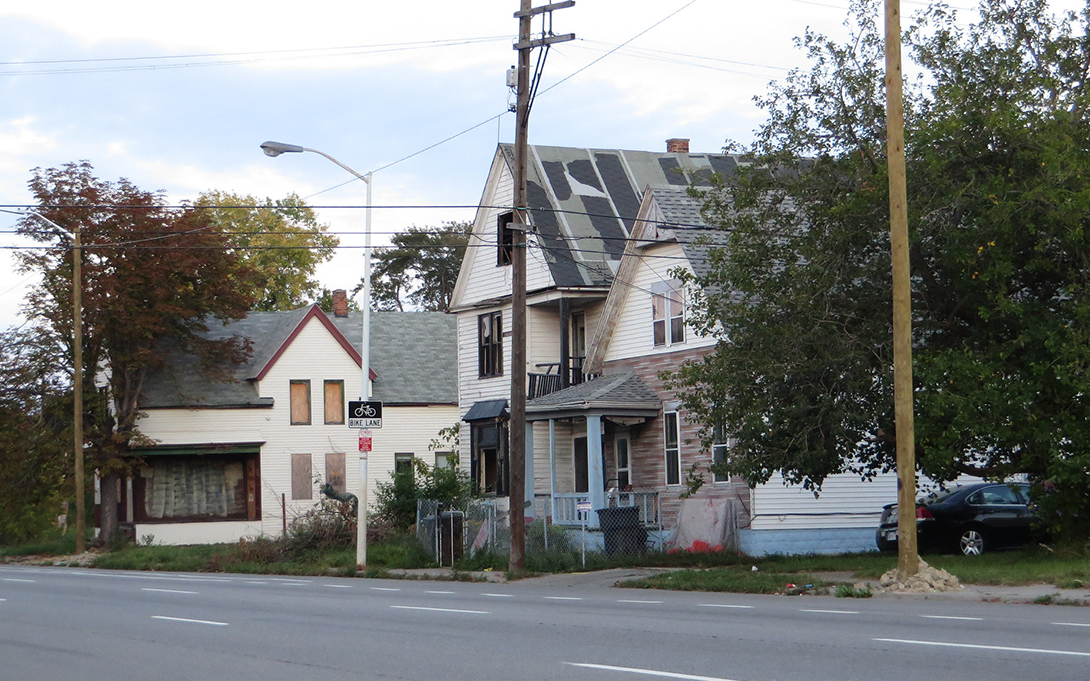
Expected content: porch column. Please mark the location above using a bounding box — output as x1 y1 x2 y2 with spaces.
524 420 535 521
588 414 606 527
548 419 557 521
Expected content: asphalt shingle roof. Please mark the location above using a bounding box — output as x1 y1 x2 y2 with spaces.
142 307 456 409
526 372 660 412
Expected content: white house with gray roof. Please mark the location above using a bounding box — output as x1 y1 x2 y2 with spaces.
112 293 457 545
452 141 899 555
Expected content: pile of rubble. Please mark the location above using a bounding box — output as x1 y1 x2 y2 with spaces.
879 559 962 593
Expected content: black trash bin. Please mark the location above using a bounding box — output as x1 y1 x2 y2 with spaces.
437 510 464 566
596 506 647 555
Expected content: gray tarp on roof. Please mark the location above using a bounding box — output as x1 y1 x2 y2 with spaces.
143 308 457 409
499 144 746 289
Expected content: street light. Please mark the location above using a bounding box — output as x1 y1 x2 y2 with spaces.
3 208 86 553
260 140 373 568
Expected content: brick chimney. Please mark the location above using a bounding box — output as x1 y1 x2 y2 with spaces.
666 138 690 153
332 289 349 317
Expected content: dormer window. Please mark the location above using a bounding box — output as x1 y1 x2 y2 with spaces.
652 281 685 347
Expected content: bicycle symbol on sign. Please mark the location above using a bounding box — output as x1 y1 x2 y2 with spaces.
353 403 377 418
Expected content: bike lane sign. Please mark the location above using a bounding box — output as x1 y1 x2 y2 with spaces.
348 400 382 429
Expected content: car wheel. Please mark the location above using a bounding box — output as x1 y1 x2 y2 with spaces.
959 528 986 556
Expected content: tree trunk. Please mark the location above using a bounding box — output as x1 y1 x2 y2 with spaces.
98 471 121 545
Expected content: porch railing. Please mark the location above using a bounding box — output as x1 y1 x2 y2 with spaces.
527 356 599 400
548 491 660 526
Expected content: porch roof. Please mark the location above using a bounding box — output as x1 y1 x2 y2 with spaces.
525 372 660 422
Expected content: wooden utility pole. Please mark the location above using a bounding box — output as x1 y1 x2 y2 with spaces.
73 225 85 554
509 0 574 572
884 0 918 577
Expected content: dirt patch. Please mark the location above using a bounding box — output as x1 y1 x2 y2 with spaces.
879 558 962 593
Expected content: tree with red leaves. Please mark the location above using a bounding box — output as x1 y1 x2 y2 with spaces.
16 161 258 543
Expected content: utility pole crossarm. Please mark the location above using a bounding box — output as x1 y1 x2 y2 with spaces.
514 1 574 18
514 34 575 50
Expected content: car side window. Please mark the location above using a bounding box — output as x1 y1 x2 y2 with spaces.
982 486 1019 505
967 491 983 505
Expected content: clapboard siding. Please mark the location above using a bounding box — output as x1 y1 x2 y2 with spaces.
604 240 714 363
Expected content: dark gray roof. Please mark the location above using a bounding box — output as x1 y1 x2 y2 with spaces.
525 372 661 420
331 311 457 405
462 399 509 422
501 144 746 288
646 185 731 280
143 307 457 409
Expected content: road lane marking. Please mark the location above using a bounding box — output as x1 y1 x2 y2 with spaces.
874 638 1090 658
617 599 663 604
268 578 311 583
544 596 583 601
801 609 858 614
921 615 983 621
697 604 755 609
245 580 268 584
482 593 514 598
565 662 740 680
73 572 233 583
426 590 455 594
371 587 401 592
152 616 228 626
1054 622 1090 628
2 578 36 583
323 584 352 589
142 588 197 595
390 606 488 614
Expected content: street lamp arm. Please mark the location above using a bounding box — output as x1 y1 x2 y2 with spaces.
259 141 371 185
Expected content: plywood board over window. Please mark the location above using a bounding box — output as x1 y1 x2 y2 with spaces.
290 380 311 425
291 453 313 500
324 380 344 424
325 452 346 494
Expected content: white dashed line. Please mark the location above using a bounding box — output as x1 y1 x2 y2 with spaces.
566 661 740 680
141 588 197 595
697 604 755 610
2 578 35 583
544 596 583 601
268 578 311 583
875 637 1090 658
371 587 401 592
245 580 268 584
323 584 352 589
800 609 858 615
617 599 663 604
391 606 488 614
152 615 228 626
921 615 983 621
1054 622 1090 628
482 593 514 598
426 590 455 594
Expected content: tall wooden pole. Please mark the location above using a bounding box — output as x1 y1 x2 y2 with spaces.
885 0 918 577
73 225 85 554
509 0 532 573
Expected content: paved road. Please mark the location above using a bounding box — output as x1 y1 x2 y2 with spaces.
2 565 1089 681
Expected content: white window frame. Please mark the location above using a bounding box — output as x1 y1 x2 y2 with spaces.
614 434 631 490
663 410 681 486
652 281 685 348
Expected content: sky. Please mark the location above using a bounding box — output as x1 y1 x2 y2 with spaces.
0 0 1082 329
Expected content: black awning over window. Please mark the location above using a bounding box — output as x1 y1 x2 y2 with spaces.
463 399 508 422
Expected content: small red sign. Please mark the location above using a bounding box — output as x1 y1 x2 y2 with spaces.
358 430 372 453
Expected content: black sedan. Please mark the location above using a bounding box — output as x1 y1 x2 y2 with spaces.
876 482 1034 556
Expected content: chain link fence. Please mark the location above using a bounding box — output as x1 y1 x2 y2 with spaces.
416 492 663 567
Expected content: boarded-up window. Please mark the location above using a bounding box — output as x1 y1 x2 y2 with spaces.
325 452 346 494
324 380 344 424
292 453 313 499
290 380 311 425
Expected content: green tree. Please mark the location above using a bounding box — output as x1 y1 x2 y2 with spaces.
17 162 258 543
672 0 1090 538
364 222 470 312
0 325 71 545
195 191 338 311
